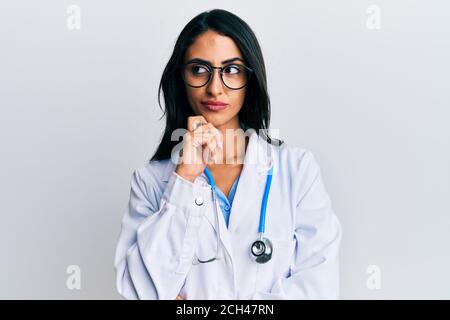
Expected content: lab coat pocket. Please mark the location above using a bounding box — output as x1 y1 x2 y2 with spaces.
179 217 220 299
193 215 220 262
255 238 295 293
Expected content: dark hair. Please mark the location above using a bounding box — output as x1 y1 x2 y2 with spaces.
150 9 283 161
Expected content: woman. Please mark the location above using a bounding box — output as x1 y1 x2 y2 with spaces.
114 9 342 300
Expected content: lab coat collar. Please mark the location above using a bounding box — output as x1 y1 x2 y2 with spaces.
225 129 277 235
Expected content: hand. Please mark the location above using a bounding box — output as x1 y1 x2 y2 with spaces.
175 116 223 182
176 295 183 300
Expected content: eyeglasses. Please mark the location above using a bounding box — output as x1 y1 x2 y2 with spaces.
180 62 253 90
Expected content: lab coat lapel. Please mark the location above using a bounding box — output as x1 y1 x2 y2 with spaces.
227 130 274 235
199 129 275 262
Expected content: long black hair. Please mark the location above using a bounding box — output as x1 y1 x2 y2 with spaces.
150 9 283 161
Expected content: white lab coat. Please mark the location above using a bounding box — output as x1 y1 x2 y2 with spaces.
114 130 342 300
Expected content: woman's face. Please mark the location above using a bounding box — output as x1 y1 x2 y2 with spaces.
182 30 246 128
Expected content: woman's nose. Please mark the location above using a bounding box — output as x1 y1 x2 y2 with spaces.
206 69 224 95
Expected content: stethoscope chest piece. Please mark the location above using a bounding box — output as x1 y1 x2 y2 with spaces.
250 237 273 264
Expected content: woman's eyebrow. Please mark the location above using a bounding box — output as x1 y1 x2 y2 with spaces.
221 57 244 64
185 57 244 65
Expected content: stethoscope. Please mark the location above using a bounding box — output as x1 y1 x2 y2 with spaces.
194 165 274 264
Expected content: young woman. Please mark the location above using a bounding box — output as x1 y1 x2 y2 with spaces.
114 9 342 300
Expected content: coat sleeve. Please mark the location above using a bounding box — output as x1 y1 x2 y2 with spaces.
114 167 209 300
252 151 342 299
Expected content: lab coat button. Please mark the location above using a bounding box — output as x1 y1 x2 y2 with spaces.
194 197 204 206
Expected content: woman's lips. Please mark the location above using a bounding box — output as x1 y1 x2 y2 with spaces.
201 101 228 111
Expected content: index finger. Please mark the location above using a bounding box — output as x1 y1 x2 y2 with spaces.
187 116 207 132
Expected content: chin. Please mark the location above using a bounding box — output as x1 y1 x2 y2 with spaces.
202 116 226 127
194 106 238 128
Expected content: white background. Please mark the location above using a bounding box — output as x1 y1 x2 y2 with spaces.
0 0 449 299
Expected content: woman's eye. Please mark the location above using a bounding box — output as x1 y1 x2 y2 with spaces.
191 65 209 74
223 65 241 75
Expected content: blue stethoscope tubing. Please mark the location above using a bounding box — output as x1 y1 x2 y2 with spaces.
259 166 273 233
195 165 274 264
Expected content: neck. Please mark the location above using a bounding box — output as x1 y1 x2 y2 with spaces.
212 117 248 166
213 115 241 133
